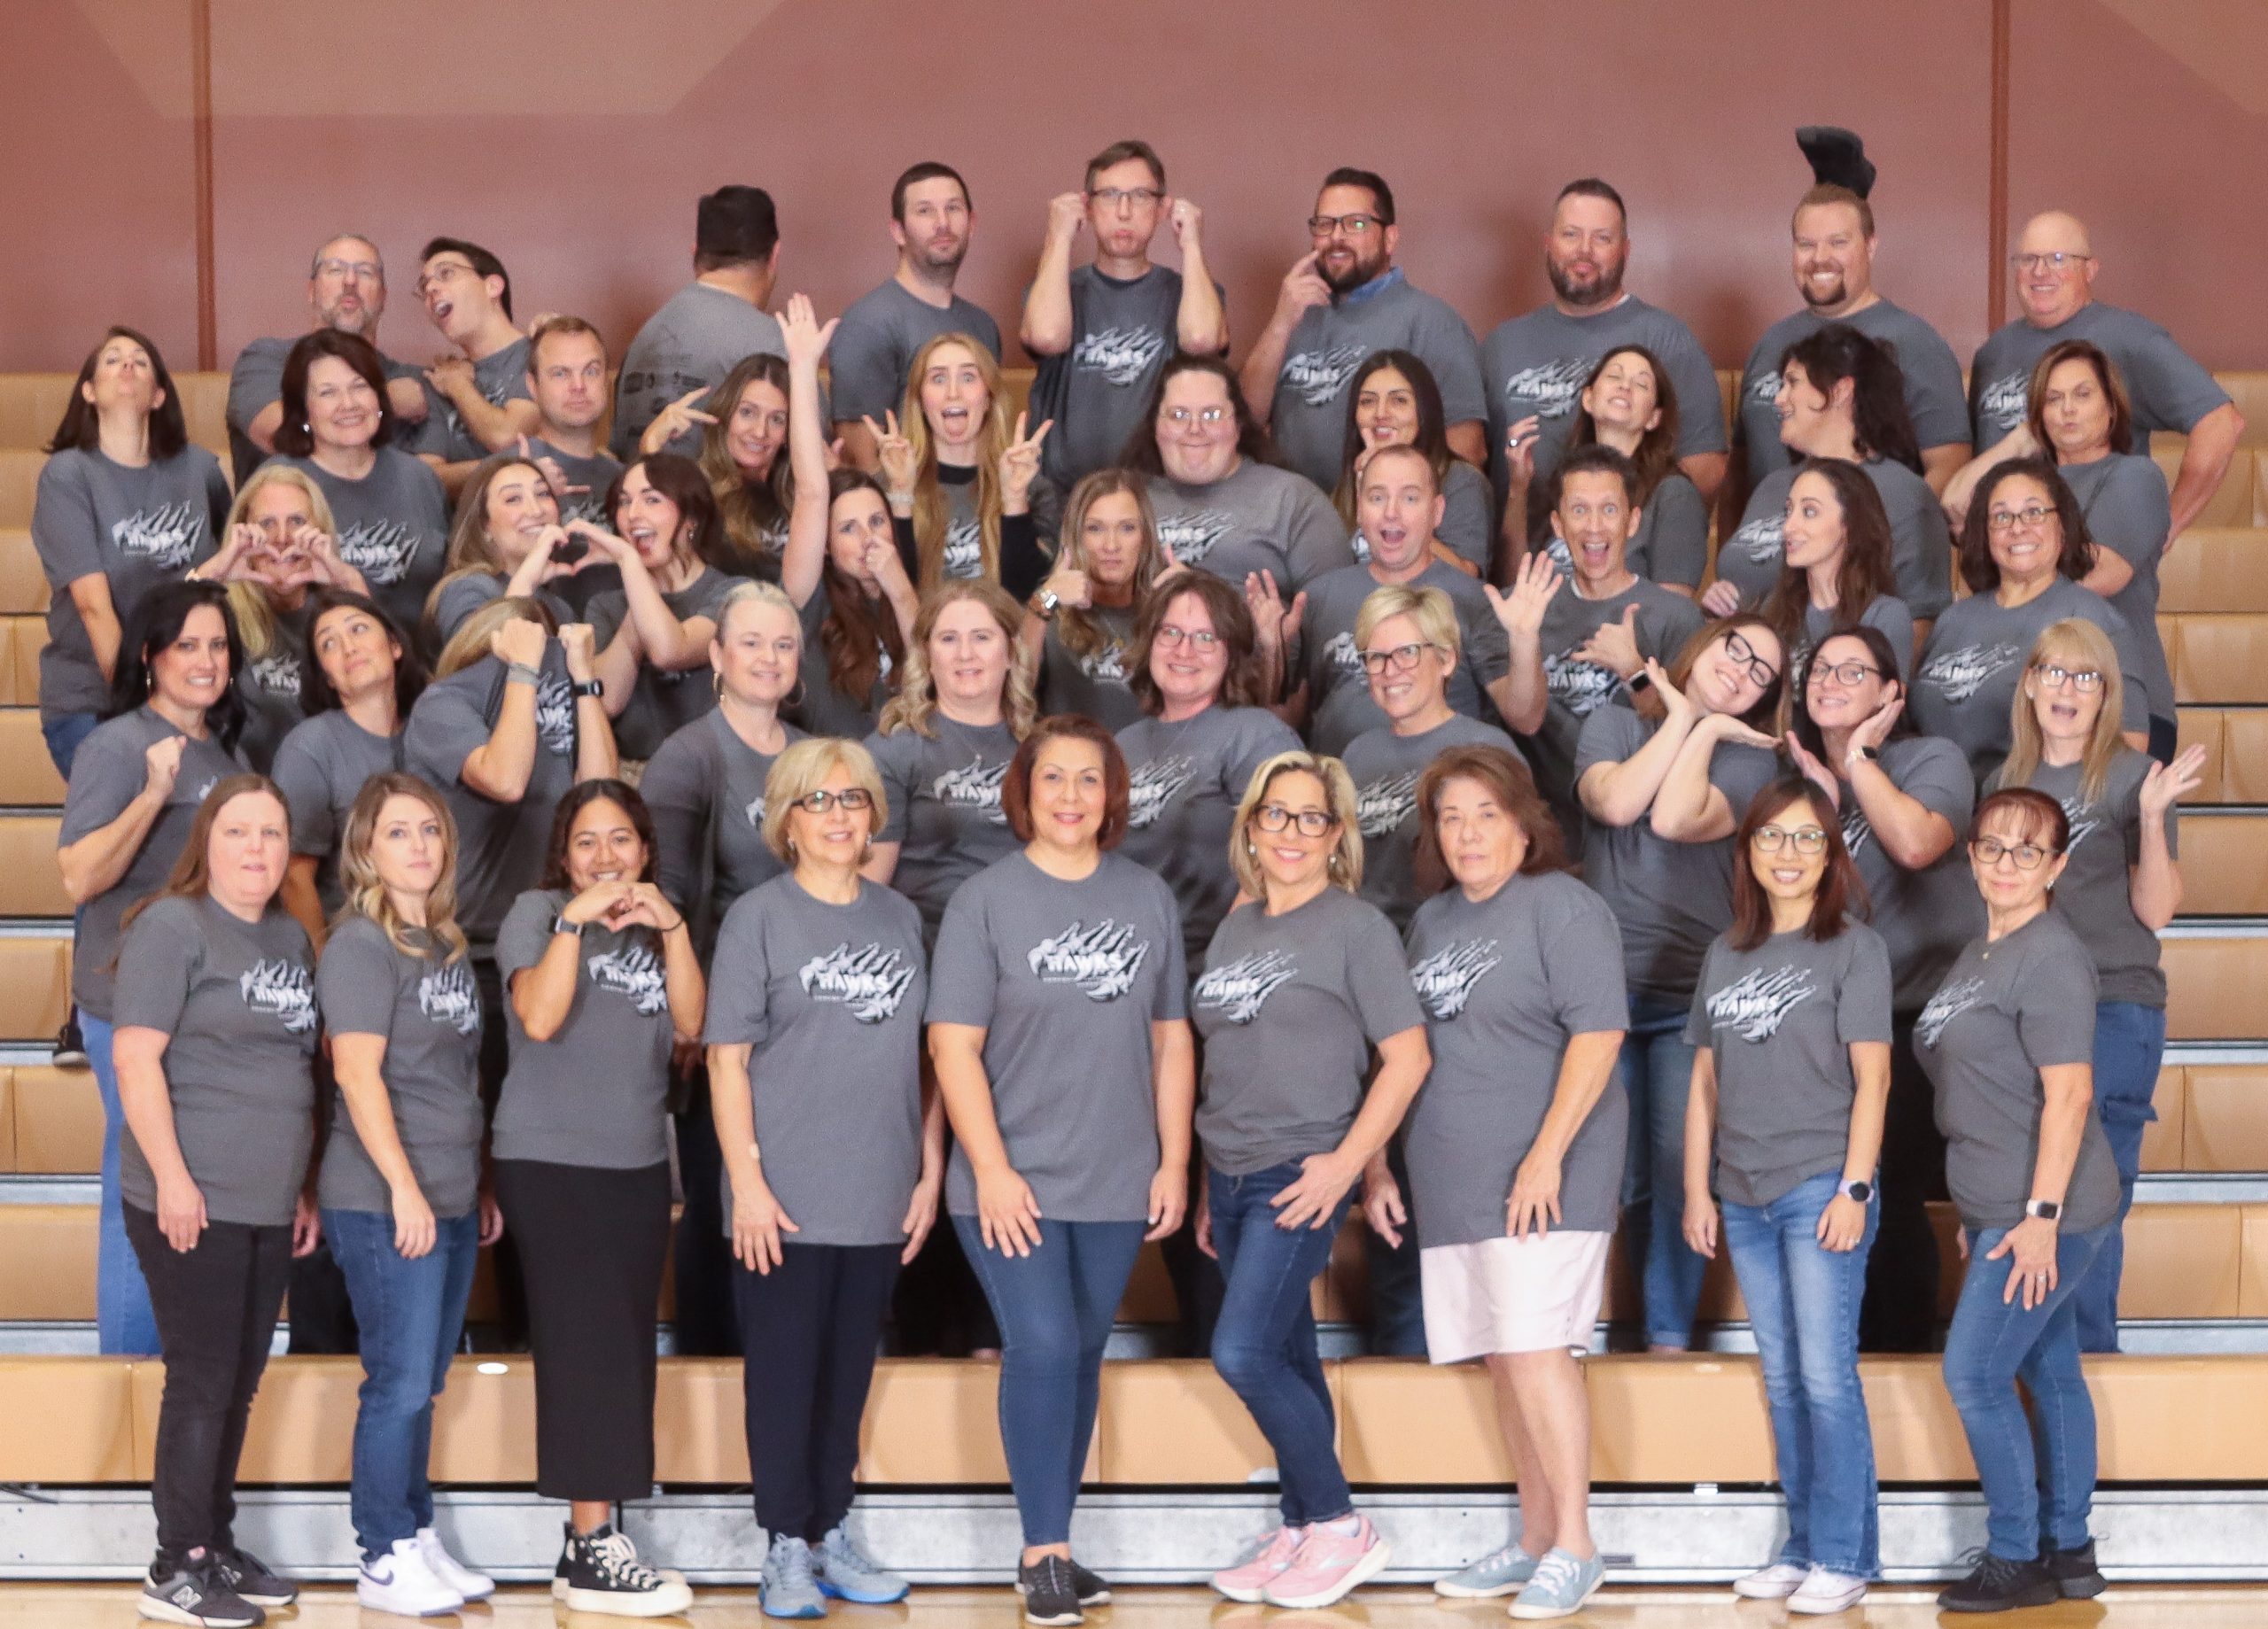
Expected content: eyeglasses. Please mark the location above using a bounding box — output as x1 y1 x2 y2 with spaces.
413 260 478 299
1161 405 1231 428
2031 663 2104 693
1091 187 1161 208
1971 835 2055 870
1809 658 1885 687
1254 803 1337 837
1752 825 1829 855
1360 641 1442 675
1986 505 2055 531
1153 624 1221 651
1722 631 1779 689
787 787 874 814
314 258 381 282
1308 213 1381 237
2012 251 2090 272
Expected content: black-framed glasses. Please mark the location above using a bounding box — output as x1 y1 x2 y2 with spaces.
1723 631 1779 688
1752 825 1829 855
1971 835 2054 870
1090 187 1161 209
1808 657 1885 687
1360 641 1441 675
1254 803 1336 837
788 787 874 815
1308 213 1380 237
2031 663 2104 693
1153 624 1221 651
1987 504 2055 531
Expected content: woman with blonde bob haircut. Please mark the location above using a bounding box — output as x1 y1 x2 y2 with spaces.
318 772 499 1615
1025 469 1170 729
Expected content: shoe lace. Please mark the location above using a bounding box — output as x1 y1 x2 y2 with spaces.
770 1539 817 1590
1472 1541 1526 1572
1031 1555 1076 1597
588 1530 666 1588
1528 1550 1581 1594
821 1527 880 1574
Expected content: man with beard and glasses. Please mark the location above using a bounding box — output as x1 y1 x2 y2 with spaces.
1737 129 1971 498
415 237 540 495
1022 140 1229 489
1481 179 1728 506
226 234 431 485
832 162 1002 473
1239 167 1487 492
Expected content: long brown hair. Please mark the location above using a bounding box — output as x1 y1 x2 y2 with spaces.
1052 469 1165 662
427 452 559 637
120 775 293 937
1564 343 1681 505
1411 744 1566 897
699 353 795 573
1728 778 1868 952
902 332 1014 590
815 469 907 707
1759 457 1898 661
338 772 470 962
47 325 191 461
1330 350 1459 528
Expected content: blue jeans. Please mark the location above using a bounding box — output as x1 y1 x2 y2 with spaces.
1618 994 1705 1347
1942 1223 2109 1562
1207 1162 1353 1528
84 1012 160 1354
324 1206 481 1558
42 710 100 780
953 1215 1146 1548
1721 1170 1881 1579
2074 1001 2164 1354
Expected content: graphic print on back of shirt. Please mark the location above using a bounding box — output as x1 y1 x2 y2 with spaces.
336 519 423 585
1503 358 1594 422
1192 947 1299 1024
248 652 301 701
240 957 317 1034
1750 370 1784 406
113 501 204 569
586 942 668 1014
1410 937 1502 1020
1916 974 1987 1048
1074 326 1168 386
1919 642 2024 704
1977 373 2028 435
417 957 482 1036
932 755 1009 825
534 672 575 755
1284 343 1373 408
1154 509 1230 566
1127 755 1197 829
1705 964 1819 1042
1356 770 1421 838
1078 642 1128 684
1028 918 1151 1001
1729 511 1784 569
799 941 916 1023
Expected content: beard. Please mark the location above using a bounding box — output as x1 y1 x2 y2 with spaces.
913 236 967 275
1320 243 1387 296
1799 269 1851 311
319 299 377 337
1546 253 1624 309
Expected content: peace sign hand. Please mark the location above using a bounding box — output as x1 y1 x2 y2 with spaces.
998 411 1052 510
862 410 918 503
640 387 718 456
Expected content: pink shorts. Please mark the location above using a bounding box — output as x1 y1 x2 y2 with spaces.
1420 1230 1612 1362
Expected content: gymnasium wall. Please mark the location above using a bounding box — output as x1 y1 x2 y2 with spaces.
4 1 2262 376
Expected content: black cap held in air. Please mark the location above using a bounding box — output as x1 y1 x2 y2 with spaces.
1797 127 1876 198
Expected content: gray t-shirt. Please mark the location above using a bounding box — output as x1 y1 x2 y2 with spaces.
791 579 895 740
60 709 248 1020
2061 453 2174 720
1911 578 2149 783
1684 922 1894 1206
225 335 426 485
1403 872 1630 1241
1992 749 2170 1008
1299 561 1512 757
1717 459 1953 620
315 916 484 1218
1116 704 1303 961
1738 300 1971 486
1345 713 1522 931
611 283 788 458
1969 301 2231 449
1527 577 1705 828
1573 702 1782 1004
1481 295 1728 495
703 873 928 1246
430 570 576 647
1034 264 1211 486
1268 272 1487 491
270 711 402 916
1629 471 1711 589
928 851 1187 1223
586 565 742 760
867 715 1021 938
277 451 450 648
233 601 315 775
32 446 229 722
115 896 317 1228
1916 911 2120 1233
1791 596 1915 694
1037 605 1142 732
642 707 802 957
403 647 582 954
492 888 676 1169
922 468 1061 585
1836 734 1978 1012
416 337 534 464
524 437 625 531
1192 887 1425 1176
827 278 1002 424
1146 461 1355 591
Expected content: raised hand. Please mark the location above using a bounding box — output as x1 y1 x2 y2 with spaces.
640 386 718 456
1847 693 1907 756
517 434 586 506
1045 190 1087 246
424 355 476 404
778 292 837 369
1169 196 1203 249
1243 570 1288 649
1153 532 1188 586
1574 603 1643 679
563 516 635 565
862 409 918 501
144 733 186 802
998 411 1052 510
1503 415 1542 484
557 622 599 684
296 530 369 594
1484 549 1565 642
2139 743 2209 821
1041 566 1092 611
1643 655 1689 721
1274 251 1332 323
1784 733 1842 808
491 616 547 671
205 522 268 584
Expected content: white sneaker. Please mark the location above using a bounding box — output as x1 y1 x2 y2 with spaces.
417 1526 494 1602
358 1537 465 1617
1788 1567 1868 1615
1733 1561 1813 1599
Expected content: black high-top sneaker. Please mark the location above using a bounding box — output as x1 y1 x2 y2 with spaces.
560 1521 694 1617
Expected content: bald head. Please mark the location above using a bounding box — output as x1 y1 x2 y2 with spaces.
2013 211 2096 328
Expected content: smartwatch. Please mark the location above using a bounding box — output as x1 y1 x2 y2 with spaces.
1032 588 1061 621
1627 670 1653 694
1852 744 1880 764
2024 1198 2062 1222
552 914 587 939
569 678 605 699
1841 1179 1873 1203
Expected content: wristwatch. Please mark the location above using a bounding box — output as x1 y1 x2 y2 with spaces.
1626 670 1653 694
1841 1178 1873 1203
1852 744 1880 764
569 677 604 699
552 914 587 938
1031 588 1061 621
2024 1198 2062 1222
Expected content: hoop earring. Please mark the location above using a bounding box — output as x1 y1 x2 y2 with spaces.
711 670 724 700
787 675 807 710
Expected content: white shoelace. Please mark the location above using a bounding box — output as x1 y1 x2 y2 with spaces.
1528 1551 1582 1594
589 1531 665 1587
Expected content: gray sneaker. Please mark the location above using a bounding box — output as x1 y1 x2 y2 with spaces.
762 1534 827 1620
815 1524 908 1604
1435 1541 1540 1598
1508 1548 1605 1619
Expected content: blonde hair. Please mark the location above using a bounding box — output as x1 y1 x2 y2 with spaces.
1354 582 1461 663
876 579 1037 740
1228 749 1366 900
712 579 803 700
902 333 1014 591
433 593 555 680
427 454 557 639
1999 617 2127 806
1052 469 1164 662
223 466 340 660
760 737 888 865
338 772 470 962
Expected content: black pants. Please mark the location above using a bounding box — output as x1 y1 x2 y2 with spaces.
734 1244 900 1540
1860 1015 1950 1352
672 1070 742 1357
126 1205 292 1557
472 958 528 1347
289 1045 360 1354
493 1158 671 1501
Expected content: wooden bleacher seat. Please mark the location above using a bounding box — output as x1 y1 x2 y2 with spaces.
0 1071 12 1172
2166 935 2264 1041
2154 447 2258 529
2160 528 2268 615
0 817 68 917
0 531 47 617
0 938 68 1040
5 616 43 708
2214 373 2268 447
0 1205 97 1320
2142 1066 2186 1172
2179 708 2228 802
0 1355 138 1481
0 453 41 533
0 714 64 806
2214 710 2268 803
0 378 79 452
9 1065 103 1175
2176 814 2268 914
2185 1065 2268 1174
2171 614 2268 705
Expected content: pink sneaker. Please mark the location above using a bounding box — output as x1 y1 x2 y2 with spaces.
1211 1525 1305 1602
1262 1514 1392 1609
